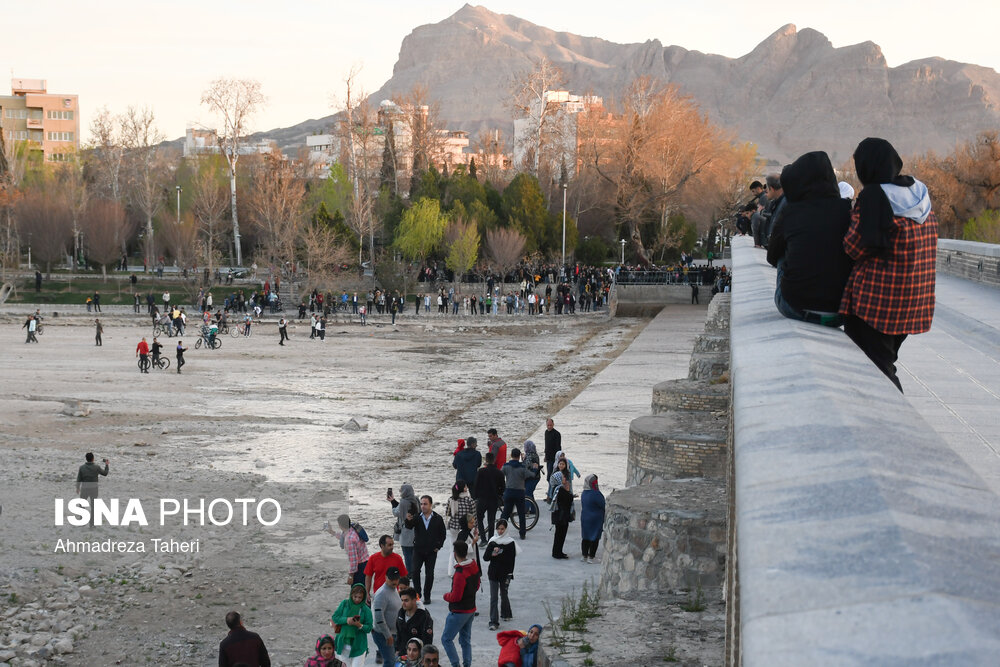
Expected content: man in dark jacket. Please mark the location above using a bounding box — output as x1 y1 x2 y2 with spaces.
395 587 434 655
218 611 270 667
760 174 786 248
474 452 505 544
766 151 852 327
543 419 561 480
500 449 530 540
452 437 482 495
441 541 480 667
404 495 447 602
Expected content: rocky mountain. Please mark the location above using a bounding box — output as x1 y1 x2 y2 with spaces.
261 4 1000 165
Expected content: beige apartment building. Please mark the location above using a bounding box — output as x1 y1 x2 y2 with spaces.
0 78 79 162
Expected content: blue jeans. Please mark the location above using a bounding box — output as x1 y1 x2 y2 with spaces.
501 489 526 539
774 260 843 328
441 611 475 667
401 545 414 575
372 627 394 665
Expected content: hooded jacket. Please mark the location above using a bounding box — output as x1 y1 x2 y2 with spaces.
766 151 853 313
443 559 480 613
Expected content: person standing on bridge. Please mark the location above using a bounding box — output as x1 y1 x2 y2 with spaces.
840 138 937 393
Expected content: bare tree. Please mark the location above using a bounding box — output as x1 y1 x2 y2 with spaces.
300 223 353 293
189 156 230 279
486 227 526 291
472 129 511 188
201 78 266 267
0 130 25 282
509 58 567 176
121 106 167 270
579 78 745 265
16 189 74 277
87 106 126 203
246 150 306 269
158 212 199 270
391 84 446 193
338 67 379 263
82 199 132 280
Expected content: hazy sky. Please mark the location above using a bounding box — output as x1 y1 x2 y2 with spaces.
5 1 998 141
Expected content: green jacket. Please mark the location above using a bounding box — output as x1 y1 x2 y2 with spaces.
331 598 373 658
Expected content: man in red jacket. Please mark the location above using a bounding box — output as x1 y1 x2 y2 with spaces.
486 429 507 469
441 541 479 667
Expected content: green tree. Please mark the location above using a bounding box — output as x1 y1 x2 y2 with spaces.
575 236 610 265
546 210 578 258
394 197 447 261
446 171 487 213
313 202 360 253
502 173 550 253
963 209 1000 244
410 166 443 202
445 220 480 282
469 157 478 180
308 163 353 225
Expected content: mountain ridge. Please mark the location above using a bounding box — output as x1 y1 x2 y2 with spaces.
251 4 1000 165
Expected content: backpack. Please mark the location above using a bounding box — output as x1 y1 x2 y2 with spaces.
352 522 369 542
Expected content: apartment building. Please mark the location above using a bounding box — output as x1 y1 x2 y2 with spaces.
0 78 79 162
512 90 605 176
182 124 278 158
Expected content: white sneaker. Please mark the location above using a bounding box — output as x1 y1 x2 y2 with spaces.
580 555 588 562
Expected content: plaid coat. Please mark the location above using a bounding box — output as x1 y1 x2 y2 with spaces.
839 207 938 335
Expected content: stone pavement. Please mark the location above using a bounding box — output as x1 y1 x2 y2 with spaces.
899 273 1000 495
400 304 708 667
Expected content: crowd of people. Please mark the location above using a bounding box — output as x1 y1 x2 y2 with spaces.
218 419 605 667
741 137 937 392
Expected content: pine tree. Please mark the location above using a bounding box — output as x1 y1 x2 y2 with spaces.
469 157 477 181
380 123 397 194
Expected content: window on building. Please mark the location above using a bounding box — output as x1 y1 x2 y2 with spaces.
47 131 74 142
47 110 74 120
5 109 28 119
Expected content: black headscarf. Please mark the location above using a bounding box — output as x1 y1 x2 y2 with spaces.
853 138 915 251
780 151 840 203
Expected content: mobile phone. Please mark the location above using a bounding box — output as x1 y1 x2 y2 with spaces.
387 487 393 496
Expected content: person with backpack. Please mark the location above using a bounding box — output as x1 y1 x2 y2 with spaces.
328 514 371 585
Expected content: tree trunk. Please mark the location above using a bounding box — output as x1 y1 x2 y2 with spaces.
230 169 242 266
102 264 107 282
145 214 154 273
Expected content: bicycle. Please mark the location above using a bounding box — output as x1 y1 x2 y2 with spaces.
137 356 151 373
194 333 222 350
230 323 252 338
148 356 170 370
506 496 540 533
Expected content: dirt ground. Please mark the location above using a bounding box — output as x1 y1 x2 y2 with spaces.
0 310 662 666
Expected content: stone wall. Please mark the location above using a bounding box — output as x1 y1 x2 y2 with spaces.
937 239 1000 288
599 479 727 597
626 413 727 484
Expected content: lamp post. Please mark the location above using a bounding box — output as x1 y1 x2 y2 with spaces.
175 186 182 225
620 239 626 265
561 183 567 271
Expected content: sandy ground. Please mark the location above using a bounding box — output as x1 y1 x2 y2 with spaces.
0 307 715 666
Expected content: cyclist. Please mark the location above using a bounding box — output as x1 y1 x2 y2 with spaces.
150 337 163 368
208 320 219 346
136 337 150 373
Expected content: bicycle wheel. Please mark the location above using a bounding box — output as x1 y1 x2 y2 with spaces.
195 338 202 349
523 498 539 531
230 326 241 338
210 338 222 350
153 324 163 336
158 357 170 370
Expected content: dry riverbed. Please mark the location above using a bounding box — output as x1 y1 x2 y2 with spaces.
0 312 649 666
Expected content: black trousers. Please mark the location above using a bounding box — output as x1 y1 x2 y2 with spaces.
844 315 907 393
411 549 438 600
581 538 600 559
477 501 497 543
552 520 569 556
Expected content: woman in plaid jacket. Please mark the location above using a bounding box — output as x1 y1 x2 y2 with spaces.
840 138 938 392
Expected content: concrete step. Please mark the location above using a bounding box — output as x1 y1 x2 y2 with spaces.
627 412 728 485
652 378 729 415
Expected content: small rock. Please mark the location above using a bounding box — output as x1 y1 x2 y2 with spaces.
342 417 369 432
52 638 73 655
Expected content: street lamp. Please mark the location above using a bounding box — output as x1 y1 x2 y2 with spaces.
175 186 182 225
620 239 626 265
561 183 567 271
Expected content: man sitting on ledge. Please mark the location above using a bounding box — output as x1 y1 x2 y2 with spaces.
766 151 853 327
